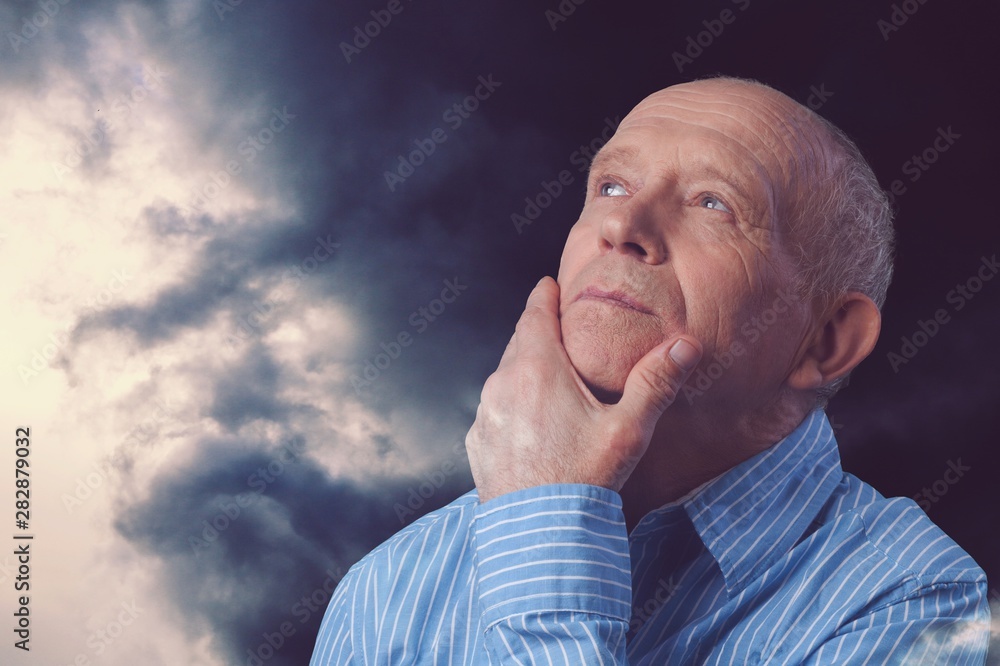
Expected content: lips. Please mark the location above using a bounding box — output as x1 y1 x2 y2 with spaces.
574 286 653 314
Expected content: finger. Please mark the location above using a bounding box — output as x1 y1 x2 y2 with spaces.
498 276 562 368
495 329 518 370
615 336 702 435
510 276 562 361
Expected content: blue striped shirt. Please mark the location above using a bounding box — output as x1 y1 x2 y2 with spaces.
310 409 991 664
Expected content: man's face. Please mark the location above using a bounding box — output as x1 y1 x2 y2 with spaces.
557 80 829 405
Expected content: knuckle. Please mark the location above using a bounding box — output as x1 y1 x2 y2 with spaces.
657 386 679 412
481 362 546 405
514 304 544 334
643 366 678 409
601 418 643 453
480 373 503 403
514 361 547 390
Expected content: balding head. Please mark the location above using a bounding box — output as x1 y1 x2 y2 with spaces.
624 78 838 236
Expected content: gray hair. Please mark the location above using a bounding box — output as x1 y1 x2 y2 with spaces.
702 75 896 409
790 113 895 408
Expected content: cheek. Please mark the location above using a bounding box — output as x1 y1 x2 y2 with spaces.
557 224 591 282
679 246 765 348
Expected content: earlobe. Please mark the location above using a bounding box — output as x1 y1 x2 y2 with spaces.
786 292 881 391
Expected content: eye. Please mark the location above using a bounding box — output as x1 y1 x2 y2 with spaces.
599 181 627 197
698 193 732 213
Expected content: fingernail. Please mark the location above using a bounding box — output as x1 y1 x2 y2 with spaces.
668 339 700 371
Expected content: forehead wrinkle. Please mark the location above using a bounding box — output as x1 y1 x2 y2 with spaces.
645 87 834 193
676 89 837 231
632 86 826 167
627 96 801 175
614 115 777 230
623 107 783 180
672 129 773 227
688 158 773 231
622 93 828 234
705 94 834 238
587 144 643 181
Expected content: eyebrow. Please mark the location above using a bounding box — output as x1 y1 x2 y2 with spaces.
587 145 641 183
588 143 767 220
690 161 760 208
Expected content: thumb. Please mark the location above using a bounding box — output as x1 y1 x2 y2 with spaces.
617 336 702 430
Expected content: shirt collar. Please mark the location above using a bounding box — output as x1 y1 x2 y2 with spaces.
633 409 844 598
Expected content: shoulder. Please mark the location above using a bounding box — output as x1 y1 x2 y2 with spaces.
347 487 480 579
821 473 985 589
313 489 482 663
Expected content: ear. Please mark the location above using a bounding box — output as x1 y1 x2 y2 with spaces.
786 292 881 391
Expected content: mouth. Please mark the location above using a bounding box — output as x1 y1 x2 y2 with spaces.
574 286 654 315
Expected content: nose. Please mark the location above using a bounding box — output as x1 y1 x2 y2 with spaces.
598 196 668 264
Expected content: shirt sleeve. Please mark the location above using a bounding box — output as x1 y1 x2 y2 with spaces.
309 565 359 666
472 483 633 665
803 579 991 665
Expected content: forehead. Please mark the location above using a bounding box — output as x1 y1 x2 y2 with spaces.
595 81 831 212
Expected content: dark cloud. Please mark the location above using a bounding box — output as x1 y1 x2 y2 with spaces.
208 345 295 428
114 433 472 665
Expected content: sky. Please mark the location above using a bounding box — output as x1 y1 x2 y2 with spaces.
0 0 997 664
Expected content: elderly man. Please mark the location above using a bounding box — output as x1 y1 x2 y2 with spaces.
310 76 990 664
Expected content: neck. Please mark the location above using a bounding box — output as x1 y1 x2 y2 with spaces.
619 393 812 533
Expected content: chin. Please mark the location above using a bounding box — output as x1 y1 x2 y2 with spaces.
575 364 627 404
562 324 651 405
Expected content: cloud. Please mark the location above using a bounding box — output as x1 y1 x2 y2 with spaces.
113 430 470 665
0 1 529 663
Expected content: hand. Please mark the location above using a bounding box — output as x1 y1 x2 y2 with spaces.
466 276 702 503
